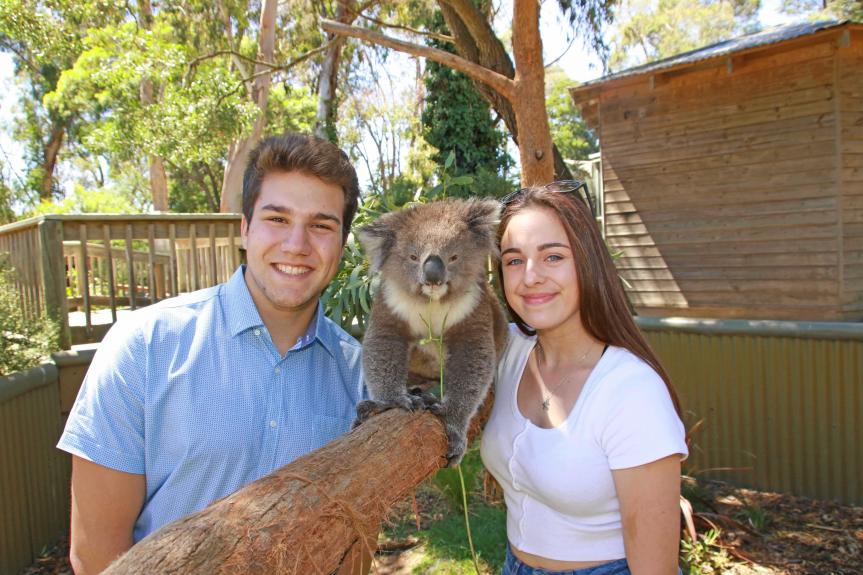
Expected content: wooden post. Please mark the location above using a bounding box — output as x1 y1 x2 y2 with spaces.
103 409 449 575
38 218 71 350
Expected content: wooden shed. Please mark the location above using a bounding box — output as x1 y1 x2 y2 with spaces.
570 20 863 321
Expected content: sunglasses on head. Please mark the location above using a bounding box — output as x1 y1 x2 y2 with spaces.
500 179 596 219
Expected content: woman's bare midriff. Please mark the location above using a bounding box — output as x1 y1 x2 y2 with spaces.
511 544 619 571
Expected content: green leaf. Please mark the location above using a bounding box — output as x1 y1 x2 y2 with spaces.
449 175 474 186
444 149 455 170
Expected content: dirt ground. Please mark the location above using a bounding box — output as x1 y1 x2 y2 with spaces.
22 479 863 575
683 479 863 575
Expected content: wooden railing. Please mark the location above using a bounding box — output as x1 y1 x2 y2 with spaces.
0 214 243 348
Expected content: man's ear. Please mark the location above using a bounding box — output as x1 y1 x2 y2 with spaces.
356 214 397 274
240 215 250 250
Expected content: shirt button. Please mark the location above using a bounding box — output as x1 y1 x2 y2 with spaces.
254 329 261 336
269 420 277 428
274 367 281 374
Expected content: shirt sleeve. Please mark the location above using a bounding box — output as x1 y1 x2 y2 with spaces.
598 362 688 471
57 317 147 474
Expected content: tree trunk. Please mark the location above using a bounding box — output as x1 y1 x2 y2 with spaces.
40 123 64 201
219 0 278 213
438 0 571 182
324 0 569 186
102 409 449 575
314 1 357 143
139 0 170 211
510 0 553 185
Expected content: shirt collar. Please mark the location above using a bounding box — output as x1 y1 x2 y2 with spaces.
224 266 339 356
225 266 265 337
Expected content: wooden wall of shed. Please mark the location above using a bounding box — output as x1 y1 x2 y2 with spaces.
839 30 863 316
596 34 855 320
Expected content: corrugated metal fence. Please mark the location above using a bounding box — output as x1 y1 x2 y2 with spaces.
1 319 861 573
639 316 863 505
0 350 93 575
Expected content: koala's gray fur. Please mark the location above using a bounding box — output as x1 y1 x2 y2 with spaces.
356 198 508 467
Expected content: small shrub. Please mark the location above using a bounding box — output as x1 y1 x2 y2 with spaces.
0 254 59 376
739 503 772 533
680 529 732 574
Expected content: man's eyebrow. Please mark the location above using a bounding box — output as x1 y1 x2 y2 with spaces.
258 204 341 226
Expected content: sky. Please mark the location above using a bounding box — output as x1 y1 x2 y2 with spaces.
0 0 800 198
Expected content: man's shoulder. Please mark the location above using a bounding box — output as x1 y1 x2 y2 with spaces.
112 284 225 339
319 314 362 354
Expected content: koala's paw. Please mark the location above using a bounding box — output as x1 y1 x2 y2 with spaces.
409 387 443 413
353 395 418 428
444 428 468 468
353 399 395 427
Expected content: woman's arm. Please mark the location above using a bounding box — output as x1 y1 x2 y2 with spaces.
612 454 682 575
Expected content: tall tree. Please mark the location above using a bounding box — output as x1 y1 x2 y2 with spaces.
219 0 278 213
608 0 761 70
0 0 123 201
315 0 361 143
545 65 597 162
780 0 863 20
421 9 512 186
323 0 612 185
138 0 169 211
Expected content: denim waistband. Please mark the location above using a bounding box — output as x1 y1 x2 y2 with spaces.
503 543 631 575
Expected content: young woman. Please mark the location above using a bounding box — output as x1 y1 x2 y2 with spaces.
480 182 688 575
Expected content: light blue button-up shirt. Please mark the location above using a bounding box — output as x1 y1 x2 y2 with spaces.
58 266 364 541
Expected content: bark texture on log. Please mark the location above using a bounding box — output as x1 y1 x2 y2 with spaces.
102 409 448 575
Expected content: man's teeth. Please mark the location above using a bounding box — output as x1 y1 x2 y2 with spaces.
274 264 309 275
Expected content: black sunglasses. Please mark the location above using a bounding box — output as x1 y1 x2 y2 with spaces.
500 179 596 219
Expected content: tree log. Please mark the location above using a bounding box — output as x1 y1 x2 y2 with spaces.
102 409 448 575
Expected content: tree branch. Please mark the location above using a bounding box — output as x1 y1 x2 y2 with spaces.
351 11 455 45
185 49 287 85
320 19 515 100
102 409 449 574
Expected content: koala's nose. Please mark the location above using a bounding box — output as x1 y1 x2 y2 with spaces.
422 255 445 285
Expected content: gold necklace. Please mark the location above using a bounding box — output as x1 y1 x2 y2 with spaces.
536 343 592 412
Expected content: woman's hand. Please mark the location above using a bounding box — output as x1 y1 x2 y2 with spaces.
612 454 683 575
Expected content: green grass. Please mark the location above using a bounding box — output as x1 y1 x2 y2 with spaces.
379 444 507 574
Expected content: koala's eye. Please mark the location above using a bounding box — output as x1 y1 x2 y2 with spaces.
409 254 418 261
449 254 458 262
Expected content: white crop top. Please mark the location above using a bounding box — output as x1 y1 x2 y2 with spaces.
480 326 688 561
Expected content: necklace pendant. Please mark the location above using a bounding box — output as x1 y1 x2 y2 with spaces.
541 397 551 411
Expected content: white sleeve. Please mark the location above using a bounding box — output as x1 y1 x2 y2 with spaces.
598 362 688 470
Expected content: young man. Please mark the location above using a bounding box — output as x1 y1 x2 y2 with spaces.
57 133 364 574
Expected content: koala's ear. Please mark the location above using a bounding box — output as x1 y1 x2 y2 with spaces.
466 198 501 246
357 215 397 274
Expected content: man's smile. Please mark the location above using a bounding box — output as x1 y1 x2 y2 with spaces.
272 263 313 276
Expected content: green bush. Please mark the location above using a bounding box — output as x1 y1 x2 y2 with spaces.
0 254 59 376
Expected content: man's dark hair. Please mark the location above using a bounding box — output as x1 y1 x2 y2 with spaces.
242 133 360 243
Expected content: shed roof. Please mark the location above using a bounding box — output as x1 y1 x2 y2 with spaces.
572 19 849 94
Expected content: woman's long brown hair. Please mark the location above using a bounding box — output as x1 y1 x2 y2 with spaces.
497 187 682 416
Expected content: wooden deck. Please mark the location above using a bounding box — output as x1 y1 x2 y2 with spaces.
0 214 243 348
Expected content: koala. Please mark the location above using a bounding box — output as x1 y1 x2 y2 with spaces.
355 198 508 467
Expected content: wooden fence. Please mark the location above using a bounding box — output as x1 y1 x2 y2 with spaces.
0 214 243 348
1 317 861 574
